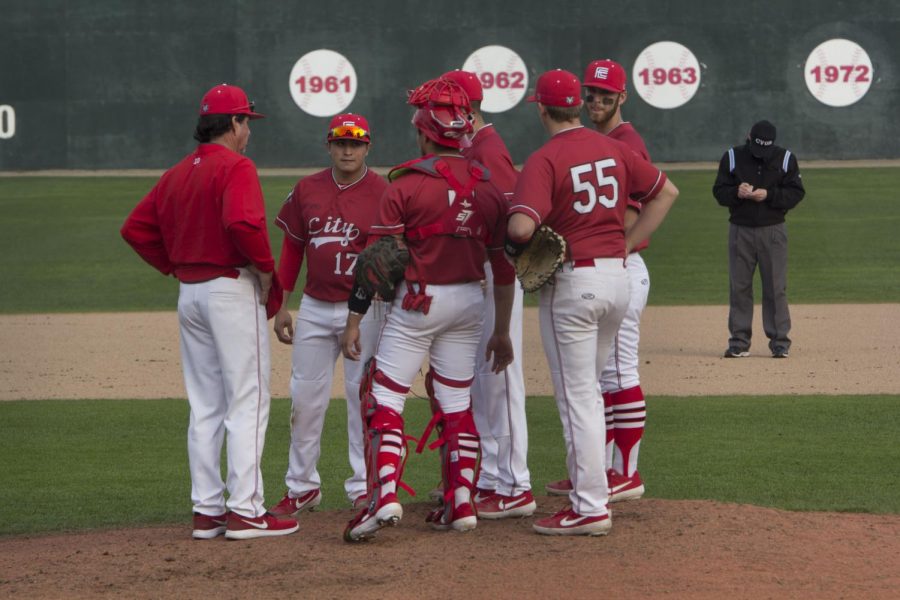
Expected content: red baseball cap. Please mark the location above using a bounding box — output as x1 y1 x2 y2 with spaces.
527 69 583 107
327 113 371 143
199 84 264 119
583 59 626 93
441 70 483 102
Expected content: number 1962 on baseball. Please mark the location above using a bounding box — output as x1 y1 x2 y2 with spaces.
479 72 525 89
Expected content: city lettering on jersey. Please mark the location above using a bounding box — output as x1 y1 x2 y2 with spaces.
307 215 360 248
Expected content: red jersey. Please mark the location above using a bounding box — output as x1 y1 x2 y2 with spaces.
275 168 388 302
462 124 519 198
510 126 666 260
372 155 515 286
121 143 274 282
608 121 652 253
607 122 650 161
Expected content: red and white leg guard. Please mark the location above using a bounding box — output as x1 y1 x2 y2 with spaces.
344 361 414 542
610 386 646 477
427 409 480 532
418 369 480 532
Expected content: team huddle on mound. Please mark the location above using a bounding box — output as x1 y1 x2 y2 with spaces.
121 58 678 542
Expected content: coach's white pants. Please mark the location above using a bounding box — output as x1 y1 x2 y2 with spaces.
540 259 629 517
284 296 385 502
600 252 649 392
372 282 484 415
473 262 531 496
178 270 270 519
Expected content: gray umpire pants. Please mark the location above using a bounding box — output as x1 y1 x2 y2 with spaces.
728 222 791 352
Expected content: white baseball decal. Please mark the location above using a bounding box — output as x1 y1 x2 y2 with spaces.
632 41 701 109
462 45 528 113
804 39 873 107
289 49 358 117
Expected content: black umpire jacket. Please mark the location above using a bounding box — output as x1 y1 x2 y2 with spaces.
712 142 805 227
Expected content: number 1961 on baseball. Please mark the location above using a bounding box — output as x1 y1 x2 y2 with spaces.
295 76 352 94
809 65 870 83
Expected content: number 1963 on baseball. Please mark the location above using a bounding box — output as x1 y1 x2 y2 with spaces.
637 68 698 86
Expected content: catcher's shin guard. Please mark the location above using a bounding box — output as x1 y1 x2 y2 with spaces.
425 408 480 532
344 364 413 542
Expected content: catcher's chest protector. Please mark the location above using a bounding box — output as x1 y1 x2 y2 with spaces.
392 156 492 243
389 155 494 314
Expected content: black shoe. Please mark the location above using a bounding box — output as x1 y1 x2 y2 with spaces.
772 346 789 358
724 347 750 358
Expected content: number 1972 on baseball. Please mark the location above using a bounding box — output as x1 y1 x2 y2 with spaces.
809 65 870 83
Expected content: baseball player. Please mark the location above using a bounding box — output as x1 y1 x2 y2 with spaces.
441 69 535 519
121 84 299 540
268 114 388 518
341 77 516 542
546 59 652 502
507 70 678 536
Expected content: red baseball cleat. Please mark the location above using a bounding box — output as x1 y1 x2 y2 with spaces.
426 499 477 532
192 512 228 539
545 478 573 496
533 507 611 536
224 512 299 540
475 490 537 520
608 470 644 503
269 489 322 516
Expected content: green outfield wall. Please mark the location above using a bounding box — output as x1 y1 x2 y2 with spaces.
1 0 898 170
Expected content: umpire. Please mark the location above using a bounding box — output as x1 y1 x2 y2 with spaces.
713 120 805 359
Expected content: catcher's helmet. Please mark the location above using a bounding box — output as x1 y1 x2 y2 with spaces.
408 77 474 149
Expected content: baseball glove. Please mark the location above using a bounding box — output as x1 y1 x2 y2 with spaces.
513 225 567 293
354 236 410 301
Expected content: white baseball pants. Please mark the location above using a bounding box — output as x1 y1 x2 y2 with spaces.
178 269 270 519
473 262 531 496
371 282 484 415
540 259 629 517
600 252 649 392
284 295 386 502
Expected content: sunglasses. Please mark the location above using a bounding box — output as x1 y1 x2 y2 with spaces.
583 94 618 106
330 125 369 139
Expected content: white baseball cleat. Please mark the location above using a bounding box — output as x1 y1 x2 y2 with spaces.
343 501 403 542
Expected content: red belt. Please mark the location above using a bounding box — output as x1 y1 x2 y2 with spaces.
572 258 596 268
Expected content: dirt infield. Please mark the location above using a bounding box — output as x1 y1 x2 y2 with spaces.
2 304 898 401
1 304 899 598
2 498 899 599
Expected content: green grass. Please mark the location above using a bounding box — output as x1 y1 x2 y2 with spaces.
643 168 900 305
0 168 898 313
2 395 898 536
